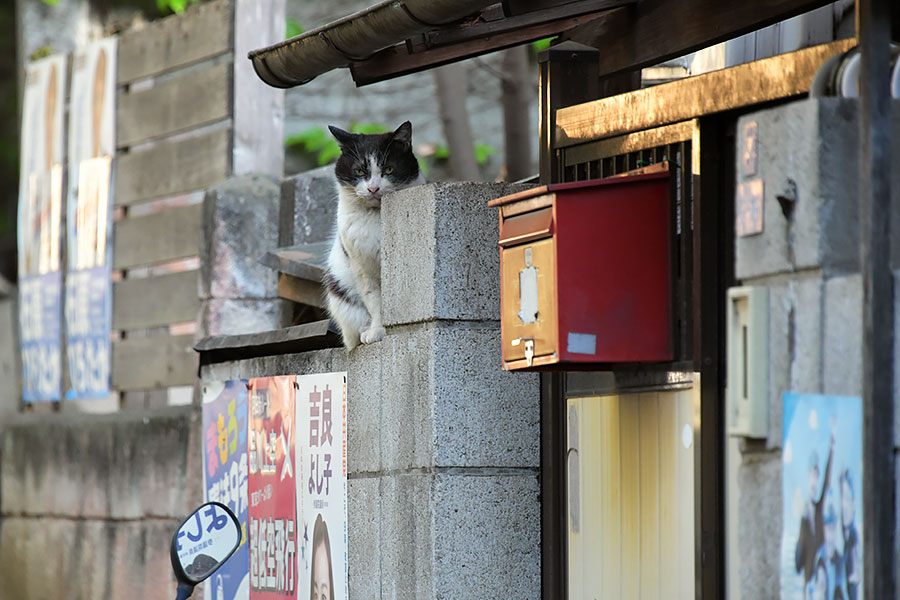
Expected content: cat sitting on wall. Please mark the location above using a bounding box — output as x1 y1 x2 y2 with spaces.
323 121 425 350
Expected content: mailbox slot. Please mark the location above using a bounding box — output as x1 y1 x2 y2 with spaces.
499 207 554 247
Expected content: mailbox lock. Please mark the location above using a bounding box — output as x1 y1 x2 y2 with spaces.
512 337 535 367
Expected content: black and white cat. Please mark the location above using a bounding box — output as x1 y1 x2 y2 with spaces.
323 121 425 350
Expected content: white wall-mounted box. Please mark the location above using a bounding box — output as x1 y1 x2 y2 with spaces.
726 286 769 438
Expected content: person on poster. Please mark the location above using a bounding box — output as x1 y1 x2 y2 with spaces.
310 514 334 600
822 503 846 600
839 470 861 600
809 556 829 600
795 427 835 594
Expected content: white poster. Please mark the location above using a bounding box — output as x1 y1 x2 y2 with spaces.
297 372 348 600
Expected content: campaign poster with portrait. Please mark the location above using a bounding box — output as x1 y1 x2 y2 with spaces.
780 393 863 600
203 381 251 600
65 37 117 400
18 53 67 402
248 376 298 600
297 372 348 600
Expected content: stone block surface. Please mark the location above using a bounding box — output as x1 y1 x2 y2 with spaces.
0 296 20 423
379 472 434 600
348 476 381 600
823 274 862 397
735 99 859 280
0 517 178 600
375 323 540 472
766 283 790 448
736 453 782 600
789 275 823 394
201 174 281 299
199 298 292 338
0 407 201 519
382 182 533 326
431 472 541 600
281 166 337 246
199 348 347 383
347 341 383 475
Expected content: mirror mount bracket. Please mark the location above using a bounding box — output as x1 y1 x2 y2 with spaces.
175 582 195 600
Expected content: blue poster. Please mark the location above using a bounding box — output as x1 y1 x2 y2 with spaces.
780 393 863 600
203 380 250 600
19 272 63 402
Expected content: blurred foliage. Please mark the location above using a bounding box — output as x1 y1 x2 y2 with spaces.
285 122 390 167
431 142 496 166
29 45 53 61
156 0 200 14
286 18 304 39
41 0 59 5
531 37 556 52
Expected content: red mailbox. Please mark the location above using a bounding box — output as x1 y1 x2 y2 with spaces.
489 169 673 371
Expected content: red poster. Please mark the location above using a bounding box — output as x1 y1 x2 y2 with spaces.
248 376 297 599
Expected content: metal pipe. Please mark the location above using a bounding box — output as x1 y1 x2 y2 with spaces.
247 0 495 88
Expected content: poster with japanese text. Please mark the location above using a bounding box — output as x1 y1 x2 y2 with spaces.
18 53 67 402
65 37 116 399
297 372 348 600
249 376 298 599
203 381 250 600
780 393 862 600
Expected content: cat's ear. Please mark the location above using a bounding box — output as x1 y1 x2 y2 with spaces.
328 125 354 148
391 121 413 148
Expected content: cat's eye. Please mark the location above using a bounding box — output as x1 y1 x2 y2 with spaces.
383 167 393 175
355 168 366 176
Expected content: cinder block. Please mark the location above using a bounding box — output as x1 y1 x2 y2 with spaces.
281 166 337 246
201 174 281 299
380 472 434 600
735 99 859 281
0 297 20 422
788 275 823 394
0 407 201 520
373 323 540 472
348 476 381 600
199 298 291 338
347 341 383 475
382 182 533 326
823 274 862 397
0 516 178 600
431 472 540 600
766 283 790 448
736 454 782 599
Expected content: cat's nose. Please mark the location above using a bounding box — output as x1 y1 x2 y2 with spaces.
367 184 380 194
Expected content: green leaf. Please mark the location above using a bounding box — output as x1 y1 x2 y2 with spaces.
350 122 389 135
285 126 329 152
531 37 556 52
317 141 341 166
42 0 59 5
474 143 495 165
285 18 304 39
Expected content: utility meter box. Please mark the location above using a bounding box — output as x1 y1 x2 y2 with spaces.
489 170 673 371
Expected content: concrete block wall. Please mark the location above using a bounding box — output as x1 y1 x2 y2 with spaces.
200 174 291 337
729 98 900 598
0 407 203 599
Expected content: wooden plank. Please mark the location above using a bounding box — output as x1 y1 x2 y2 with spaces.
259 241 329 282
562 0 836 78
117 0 233 84
118 62 232 148
277 273 324 308
115 128 231 206
113 270 199 330
658 392 678 600
112 334 197 391
194 319 341 363
638 393 661 599
601 395 621 600
677 381 698 600
563 121 693 167
618 393 641 600
114 204 202 269
555 39 854 148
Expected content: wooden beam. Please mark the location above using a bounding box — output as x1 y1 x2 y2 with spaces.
350 0 632 86
562 0 838 78
277 273 324 308
554 39 854 148
113 204 202 270
113 270 199 330
112 334 197 391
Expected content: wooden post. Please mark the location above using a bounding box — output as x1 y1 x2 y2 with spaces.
858 0 896 596
538 42 599 184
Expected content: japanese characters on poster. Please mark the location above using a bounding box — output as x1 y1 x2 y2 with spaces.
65 37 117 400
297 373 348 600
18 54 67 402
203 381 251 600
249 376 298 599
780 393 863 600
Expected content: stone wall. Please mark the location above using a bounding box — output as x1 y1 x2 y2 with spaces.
200 182 542 600
728 98 900 598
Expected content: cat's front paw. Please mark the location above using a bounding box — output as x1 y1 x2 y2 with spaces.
360 326 386 344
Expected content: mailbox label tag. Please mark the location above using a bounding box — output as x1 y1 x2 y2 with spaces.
567 332 596 355
518 265 539 324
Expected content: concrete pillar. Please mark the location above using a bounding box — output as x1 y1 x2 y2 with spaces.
346 182 541 599
200 174 290 337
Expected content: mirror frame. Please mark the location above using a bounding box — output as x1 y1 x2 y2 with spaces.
170 501 242 586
